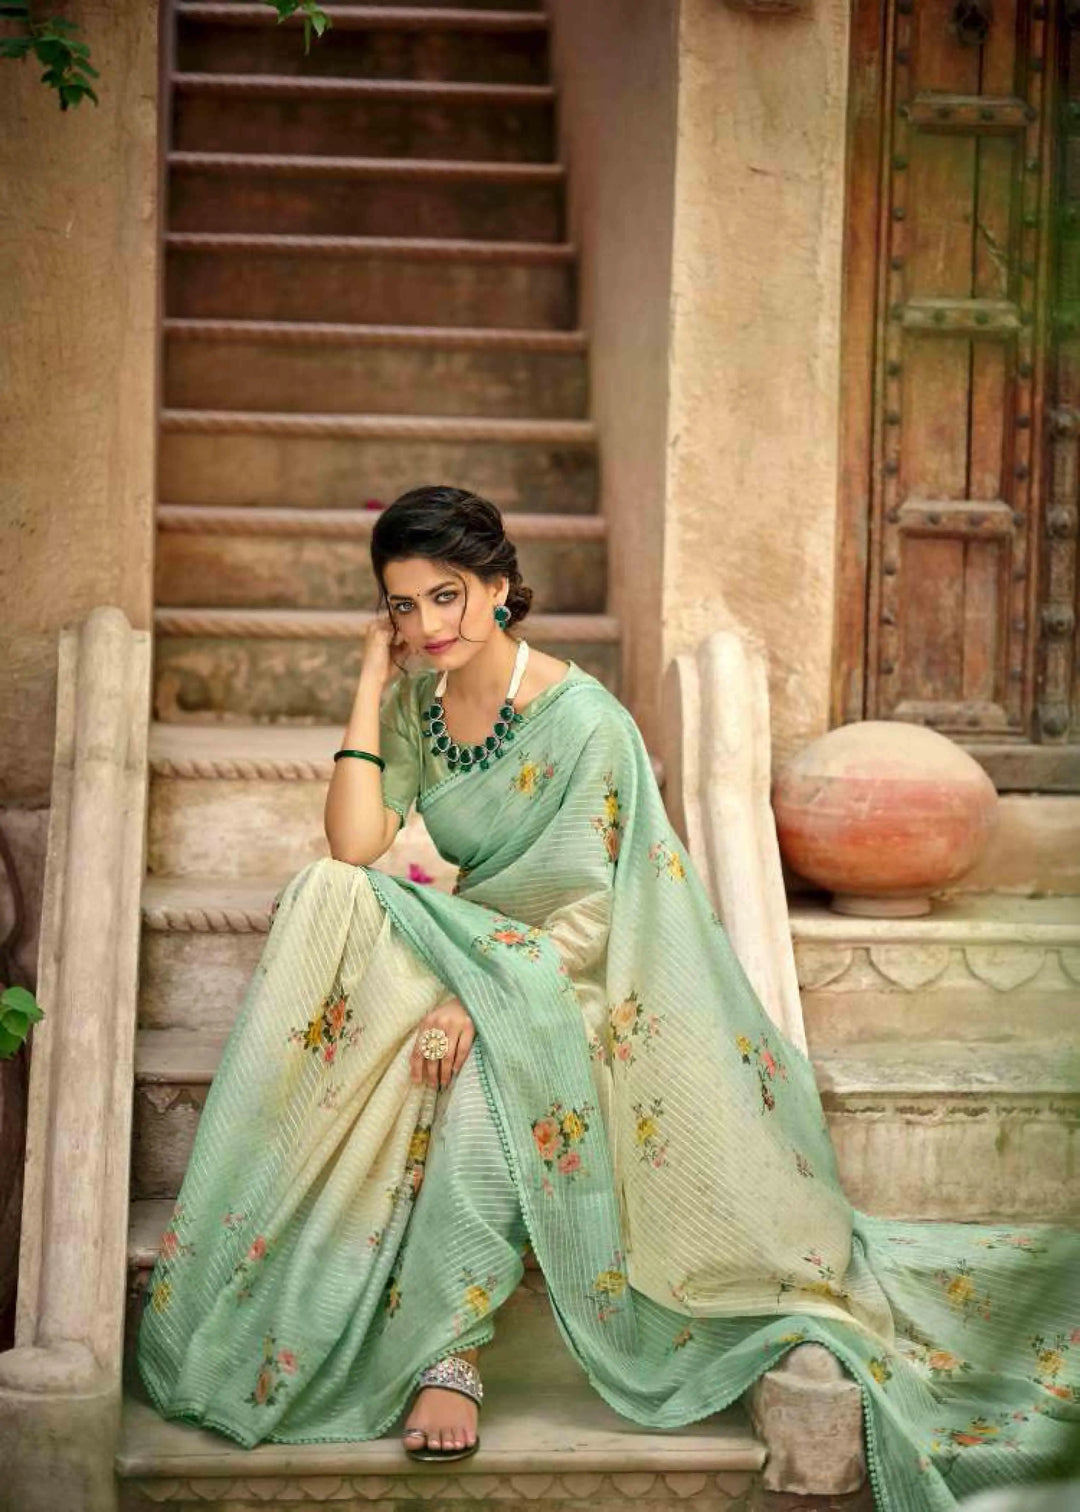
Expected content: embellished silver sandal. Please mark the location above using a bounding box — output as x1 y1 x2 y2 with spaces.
401 1352 483 1463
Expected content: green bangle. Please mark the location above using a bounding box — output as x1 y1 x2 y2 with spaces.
333 748 386 772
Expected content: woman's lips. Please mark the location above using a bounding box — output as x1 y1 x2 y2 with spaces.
424 637 457 652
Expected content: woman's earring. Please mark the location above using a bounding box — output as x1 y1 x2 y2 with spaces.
493 604 511 627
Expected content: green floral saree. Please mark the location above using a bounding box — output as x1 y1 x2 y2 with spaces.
137 659 1080 1511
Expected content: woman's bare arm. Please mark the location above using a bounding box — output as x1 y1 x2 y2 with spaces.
324 626 402 866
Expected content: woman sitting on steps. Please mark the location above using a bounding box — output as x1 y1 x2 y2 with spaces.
137 486 1080 1509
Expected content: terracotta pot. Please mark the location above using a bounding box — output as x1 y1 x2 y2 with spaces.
772 721 999 916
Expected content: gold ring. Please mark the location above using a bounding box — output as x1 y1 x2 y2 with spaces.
419 1027 450 1061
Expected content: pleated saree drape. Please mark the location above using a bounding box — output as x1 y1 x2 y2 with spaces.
137 660 1080 1512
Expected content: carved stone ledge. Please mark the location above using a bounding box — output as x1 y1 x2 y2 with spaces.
120 1467 758 1507
796 941 1080 994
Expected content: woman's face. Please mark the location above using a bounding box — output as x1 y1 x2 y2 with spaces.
382 558 504 664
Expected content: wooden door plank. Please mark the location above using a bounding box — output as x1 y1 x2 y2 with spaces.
899 533 965 702
962 535 1005 705
832 0 889 726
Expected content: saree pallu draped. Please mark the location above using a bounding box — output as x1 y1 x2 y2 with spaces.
137 665 1080 1512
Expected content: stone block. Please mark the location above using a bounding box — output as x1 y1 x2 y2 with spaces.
745 1345 864 1496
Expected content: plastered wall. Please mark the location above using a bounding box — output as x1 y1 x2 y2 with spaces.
547 0 680 749
0 0 161 982
0 0 160 807
548 0 851 766
663 0 851 767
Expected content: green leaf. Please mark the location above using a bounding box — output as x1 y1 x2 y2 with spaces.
1 985 44 1023
0 1008 28 1038
34 38 70 63
66 84 94 108
59 80 100 107
0 1025 23 1060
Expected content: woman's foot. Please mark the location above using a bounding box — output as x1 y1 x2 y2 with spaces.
402 1348 480 1456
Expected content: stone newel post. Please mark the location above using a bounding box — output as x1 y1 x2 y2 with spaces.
0 606 151 1512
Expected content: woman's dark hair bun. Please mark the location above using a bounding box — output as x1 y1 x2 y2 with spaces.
370 486 534 647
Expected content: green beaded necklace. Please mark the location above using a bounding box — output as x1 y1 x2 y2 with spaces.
421 637 529 774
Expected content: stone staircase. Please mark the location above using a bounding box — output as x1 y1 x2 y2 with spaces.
120 3 775 1506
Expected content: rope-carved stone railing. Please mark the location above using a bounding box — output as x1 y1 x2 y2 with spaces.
142 902 272 935
150 752 332 780
156 505 607 542
154 607 621 640
165 230 578 264
159 409 596 441
0 606 151 1512
164 318 587 352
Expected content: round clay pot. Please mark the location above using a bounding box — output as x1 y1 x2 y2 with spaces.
772 721 999 916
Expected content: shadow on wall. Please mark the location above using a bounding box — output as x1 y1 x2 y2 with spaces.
0 821 43 1352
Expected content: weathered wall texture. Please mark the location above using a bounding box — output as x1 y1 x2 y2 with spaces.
0 0 160 983
0 0 160 808
661 0 851 769
549 0 851 767
547 0 680 749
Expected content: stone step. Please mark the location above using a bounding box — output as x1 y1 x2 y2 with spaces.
152 608 618 722
164 234 577 328
815 1040 1080 1224
945 794 1080 897
137 860 462 1041
176 5 551 84
133 1029 224 1200
155 502 604 611
158 409 597 510
168 151 564 240
118 1288 765 1509
130 1004 1077 1218
121 1203 762 1499
146 717 662 881
162 321 588 418
172 74 556 161
793 895 1080 1046
139 876 299 1037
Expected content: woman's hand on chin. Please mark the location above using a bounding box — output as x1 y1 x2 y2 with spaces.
410 996 475 1090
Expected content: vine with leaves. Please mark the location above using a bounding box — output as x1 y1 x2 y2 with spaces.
0 0 331 108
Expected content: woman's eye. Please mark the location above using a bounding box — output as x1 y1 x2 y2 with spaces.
391 591 456 612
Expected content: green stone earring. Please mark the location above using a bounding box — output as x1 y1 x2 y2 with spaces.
493 604 511 627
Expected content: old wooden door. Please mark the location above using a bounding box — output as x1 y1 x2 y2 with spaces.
837 0 1080 789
